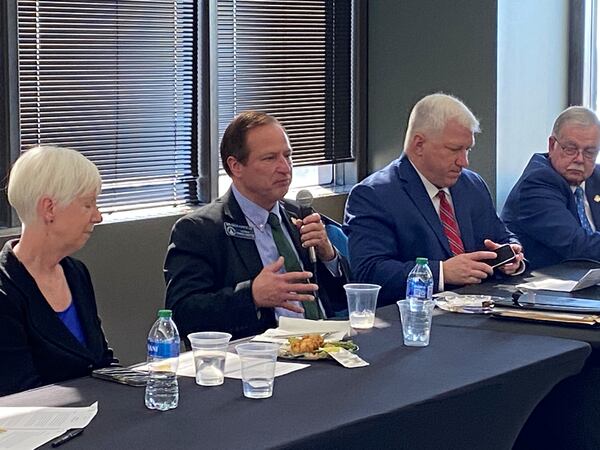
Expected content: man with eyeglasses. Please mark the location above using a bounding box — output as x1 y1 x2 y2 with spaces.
344 93 523 305
502 106 600 269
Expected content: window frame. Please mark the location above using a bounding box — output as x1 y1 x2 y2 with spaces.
209 0 364 197
0 0 21 229
569 0 594 106
0 0 365 229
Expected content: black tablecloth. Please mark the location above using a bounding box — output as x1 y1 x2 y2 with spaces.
434 310 600 361
0 309 589 450
444 269 600 450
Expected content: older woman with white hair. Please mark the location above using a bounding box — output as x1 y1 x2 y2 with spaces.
0 146 117 396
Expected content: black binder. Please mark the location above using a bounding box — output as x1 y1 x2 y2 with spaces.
494 293 600 314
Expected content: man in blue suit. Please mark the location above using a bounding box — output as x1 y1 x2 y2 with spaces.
344 93 523 304
501 106 600 269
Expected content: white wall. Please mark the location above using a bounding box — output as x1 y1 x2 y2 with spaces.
496 0 569 209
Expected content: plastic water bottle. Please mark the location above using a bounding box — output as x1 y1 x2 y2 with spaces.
406 257 434 302
145 309 180 411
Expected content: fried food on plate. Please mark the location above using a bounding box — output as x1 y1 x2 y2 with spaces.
289 334 324 354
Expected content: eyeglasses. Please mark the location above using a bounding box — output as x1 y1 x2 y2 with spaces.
553 136 599 161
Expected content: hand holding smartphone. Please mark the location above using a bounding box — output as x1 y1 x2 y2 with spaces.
486 243 517 269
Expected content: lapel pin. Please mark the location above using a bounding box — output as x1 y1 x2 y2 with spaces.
594 195 600 203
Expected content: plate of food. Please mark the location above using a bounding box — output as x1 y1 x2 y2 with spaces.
434 294 498 314
278 334 358 360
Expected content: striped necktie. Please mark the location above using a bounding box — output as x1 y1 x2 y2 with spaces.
267 213 322 320
575 186 594 234
437 190 465 255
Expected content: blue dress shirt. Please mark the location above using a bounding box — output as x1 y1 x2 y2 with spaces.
231 185 338 319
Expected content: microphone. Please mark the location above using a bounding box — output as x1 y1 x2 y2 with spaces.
296 189 317 263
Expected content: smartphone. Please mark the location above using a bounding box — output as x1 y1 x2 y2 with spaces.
486 243 517 268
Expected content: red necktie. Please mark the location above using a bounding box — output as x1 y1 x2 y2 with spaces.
437 190 465 255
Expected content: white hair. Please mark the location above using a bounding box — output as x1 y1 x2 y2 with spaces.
7 146 102 225
552 106 600 138
403 93 480 149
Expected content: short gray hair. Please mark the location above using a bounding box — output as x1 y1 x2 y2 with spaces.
8 146 102 225
552 106 600 138
404 93 480 149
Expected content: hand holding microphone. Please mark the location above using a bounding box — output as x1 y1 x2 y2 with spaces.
295 190 336 263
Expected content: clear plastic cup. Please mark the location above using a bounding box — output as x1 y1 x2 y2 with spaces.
396 300 436 347
344 283 381 329
235 342 280 399
188 332 232 386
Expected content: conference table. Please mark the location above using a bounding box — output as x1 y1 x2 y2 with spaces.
443 261 600 449
0 304 590 450
442 261 600 362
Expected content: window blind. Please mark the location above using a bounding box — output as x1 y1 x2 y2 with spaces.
16 0 197 214
217 0 353 166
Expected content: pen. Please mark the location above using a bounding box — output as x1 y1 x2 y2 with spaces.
51 428 84 447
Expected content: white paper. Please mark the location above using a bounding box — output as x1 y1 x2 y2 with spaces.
175 351 309 379
325 348 369 368
516 269 600 292
0 402 97 450
0 402 97 430
251 317 350 344
0 429 66 450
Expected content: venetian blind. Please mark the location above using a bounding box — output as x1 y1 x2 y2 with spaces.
16 0 197 214
217 0 353 166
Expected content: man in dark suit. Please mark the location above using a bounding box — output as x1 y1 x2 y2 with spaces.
501 106 600 269
164 111 347 340
344 93 523 304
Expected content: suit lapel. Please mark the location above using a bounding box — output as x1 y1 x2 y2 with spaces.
585 172 600 228
62 260 105 360
399 159 452 256
222 189 265 278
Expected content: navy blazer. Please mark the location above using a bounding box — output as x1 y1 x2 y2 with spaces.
501 153 600 269
164 188 348 342
0 240 116 396
344 156 518 304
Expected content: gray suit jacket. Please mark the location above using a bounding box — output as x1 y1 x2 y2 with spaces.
164 188 348 341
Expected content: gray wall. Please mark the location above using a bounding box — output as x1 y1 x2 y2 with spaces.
368 0 499 194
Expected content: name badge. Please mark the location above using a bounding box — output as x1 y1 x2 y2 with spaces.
224 222 255 240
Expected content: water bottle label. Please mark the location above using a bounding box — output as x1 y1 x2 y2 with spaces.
147 339 180 358
406 279 433 300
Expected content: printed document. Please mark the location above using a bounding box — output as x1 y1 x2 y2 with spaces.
0 402 97 450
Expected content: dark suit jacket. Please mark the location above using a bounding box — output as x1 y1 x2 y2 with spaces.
164 189 348 341
344 156 519 305
0 240 116 396
501 153 600 269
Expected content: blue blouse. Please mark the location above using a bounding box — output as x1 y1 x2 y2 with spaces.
57 301 87 346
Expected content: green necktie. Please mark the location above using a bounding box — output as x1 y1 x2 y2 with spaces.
267 212 321 320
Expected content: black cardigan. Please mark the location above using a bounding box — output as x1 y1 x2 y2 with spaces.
0 240 116 396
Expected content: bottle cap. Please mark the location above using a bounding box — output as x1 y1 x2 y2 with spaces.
416 257 428 265
158 309 172 318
